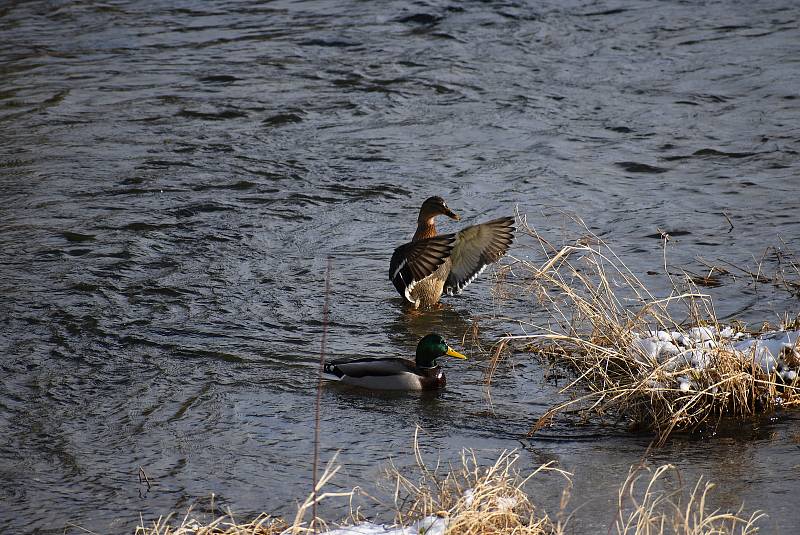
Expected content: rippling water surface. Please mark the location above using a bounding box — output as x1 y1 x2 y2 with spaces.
2 1 799 533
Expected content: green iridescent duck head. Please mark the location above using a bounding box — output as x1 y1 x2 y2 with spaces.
415 333 467 368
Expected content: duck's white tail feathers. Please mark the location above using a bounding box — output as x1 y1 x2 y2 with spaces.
323 361 344 378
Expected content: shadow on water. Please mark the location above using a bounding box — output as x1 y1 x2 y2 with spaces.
386 301 475 348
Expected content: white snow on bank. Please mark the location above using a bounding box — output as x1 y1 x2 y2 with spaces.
628 326 800 388
312 486 520 535
318 516 447 535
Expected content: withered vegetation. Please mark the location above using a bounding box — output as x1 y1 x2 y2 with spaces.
386 431 568 535
490 215 800 445
136 440 763 535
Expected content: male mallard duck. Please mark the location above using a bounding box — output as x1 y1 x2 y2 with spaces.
323 333 467 390
389 196 515 308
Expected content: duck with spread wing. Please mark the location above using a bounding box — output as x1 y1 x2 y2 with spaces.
389 196 515 309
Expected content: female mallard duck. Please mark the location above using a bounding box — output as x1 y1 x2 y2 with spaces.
323 333 467 390
389 196 515 308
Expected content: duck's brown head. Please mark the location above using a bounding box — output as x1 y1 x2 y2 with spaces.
418 196 460 223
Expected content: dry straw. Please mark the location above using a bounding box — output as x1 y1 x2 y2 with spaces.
134 511 285 535
385 428 571 535
491 213 800 445
135 446 764 535
613 464 764 534
135 457 351 535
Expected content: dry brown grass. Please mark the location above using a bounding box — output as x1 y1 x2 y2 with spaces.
133 441 570 535
134 512 286 535
134 446 766 535
493 214 800 444
389 450 765 535
613 464 764 535
135 458 351 535
386 429 570 535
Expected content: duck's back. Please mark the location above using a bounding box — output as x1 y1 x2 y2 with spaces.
324 357 443 390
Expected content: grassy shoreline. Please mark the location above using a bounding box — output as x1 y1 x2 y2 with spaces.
136 444 763 535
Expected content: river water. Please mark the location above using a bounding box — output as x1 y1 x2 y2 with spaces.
1 0 799 533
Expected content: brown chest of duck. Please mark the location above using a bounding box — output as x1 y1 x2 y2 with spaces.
389 196 515 309
323 334 467 391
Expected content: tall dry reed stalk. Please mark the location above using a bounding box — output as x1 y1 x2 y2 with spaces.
613 464 764 535
313 256 333 532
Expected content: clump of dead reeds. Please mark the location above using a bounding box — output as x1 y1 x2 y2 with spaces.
135 511 286 535
134 445 766 535
495 215 800 444
613 464 764 535
386 430 570 535
136 458 351 535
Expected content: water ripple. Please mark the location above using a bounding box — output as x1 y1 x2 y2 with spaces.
1 0 799 533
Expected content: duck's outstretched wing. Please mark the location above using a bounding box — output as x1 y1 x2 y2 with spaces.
444 216 515 296
324 357 416 378
389 235 456 303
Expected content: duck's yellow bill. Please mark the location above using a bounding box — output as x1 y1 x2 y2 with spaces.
446 347 467 360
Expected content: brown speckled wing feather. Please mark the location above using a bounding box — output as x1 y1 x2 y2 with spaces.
389 234 456 303
444 216 515 296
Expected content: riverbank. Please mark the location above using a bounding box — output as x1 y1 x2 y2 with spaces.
136 444 762 535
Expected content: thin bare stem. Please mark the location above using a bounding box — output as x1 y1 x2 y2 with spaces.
313 256 333 532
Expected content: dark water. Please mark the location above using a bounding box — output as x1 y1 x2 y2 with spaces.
1 0 799 533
